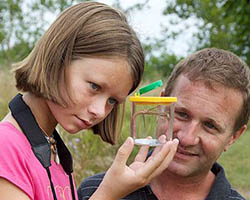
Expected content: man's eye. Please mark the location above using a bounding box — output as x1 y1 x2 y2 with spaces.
90 82 100 91
175 111 189 120
108 98 118 106
204 121 217 130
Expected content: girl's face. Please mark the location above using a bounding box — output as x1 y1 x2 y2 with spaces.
47 57 133 134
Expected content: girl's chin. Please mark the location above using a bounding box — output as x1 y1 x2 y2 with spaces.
62 125 81 134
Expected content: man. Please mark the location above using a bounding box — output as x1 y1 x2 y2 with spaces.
77 48 249 200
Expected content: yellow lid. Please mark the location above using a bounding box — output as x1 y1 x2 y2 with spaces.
129 96 177 105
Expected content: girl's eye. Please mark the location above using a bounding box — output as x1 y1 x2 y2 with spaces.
108 98 118 106
90 82 100 91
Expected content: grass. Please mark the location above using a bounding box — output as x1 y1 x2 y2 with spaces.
0 69 249 198
218 129 250 199
0 70 17 119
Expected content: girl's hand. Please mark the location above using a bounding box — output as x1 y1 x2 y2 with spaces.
90 135 179 200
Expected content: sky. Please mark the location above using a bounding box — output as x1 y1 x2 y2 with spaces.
43 0 198 57
98 0 199 57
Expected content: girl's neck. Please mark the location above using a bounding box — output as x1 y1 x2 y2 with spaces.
22 92 57 136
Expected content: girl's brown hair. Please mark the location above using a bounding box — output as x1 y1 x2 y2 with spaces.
13 2 144 144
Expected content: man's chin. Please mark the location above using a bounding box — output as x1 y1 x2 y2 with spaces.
167 161 196 177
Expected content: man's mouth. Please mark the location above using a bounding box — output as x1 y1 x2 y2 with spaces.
177 147 199 156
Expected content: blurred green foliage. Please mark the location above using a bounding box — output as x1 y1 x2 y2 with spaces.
0 74 249 199
1 0 250 198
162 0 250 66
0 0 86 66
0 70 17 119
218 130 250 198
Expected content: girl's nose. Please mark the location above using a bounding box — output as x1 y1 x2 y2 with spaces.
88 98 107 119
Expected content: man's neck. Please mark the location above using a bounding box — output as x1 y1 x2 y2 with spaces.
150 170 215 200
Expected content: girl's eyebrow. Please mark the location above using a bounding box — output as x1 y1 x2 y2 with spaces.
98 81 128 103
114 95 127 104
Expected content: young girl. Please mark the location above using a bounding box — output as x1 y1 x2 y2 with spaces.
0 2 178 200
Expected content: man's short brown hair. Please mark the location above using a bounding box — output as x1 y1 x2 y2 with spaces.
165 48 250 132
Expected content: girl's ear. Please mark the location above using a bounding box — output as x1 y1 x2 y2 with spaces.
224 125 246 152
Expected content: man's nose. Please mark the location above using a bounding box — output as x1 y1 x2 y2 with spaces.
176 121 200 146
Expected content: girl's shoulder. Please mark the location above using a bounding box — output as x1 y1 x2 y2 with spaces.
0 120 20 132
0 121 31 152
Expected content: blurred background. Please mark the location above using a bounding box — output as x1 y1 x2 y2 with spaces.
0 0 249 198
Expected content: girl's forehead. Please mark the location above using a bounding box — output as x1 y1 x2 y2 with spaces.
67 57 133 98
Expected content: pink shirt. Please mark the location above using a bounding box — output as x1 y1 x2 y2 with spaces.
0 121 78 200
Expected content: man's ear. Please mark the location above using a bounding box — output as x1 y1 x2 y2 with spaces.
224 125 247 152
160 89 165 97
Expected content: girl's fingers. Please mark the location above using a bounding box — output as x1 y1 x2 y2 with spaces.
134 137 152 162
112 137 134 169
136 139 175 178
151 135 167 157
148 138 179 179
99 137 179 199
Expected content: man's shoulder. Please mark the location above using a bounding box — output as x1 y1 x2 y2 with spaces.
228 189 246 200
77 172 155 200
77 172 105 199
208 163 246 200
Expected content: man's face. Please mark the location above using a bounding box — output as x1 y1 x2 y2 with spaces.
157 75 244 177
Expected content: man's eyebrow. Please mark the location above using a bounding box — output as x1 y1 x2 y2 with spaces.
174 103 188 111
175 104 226 132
